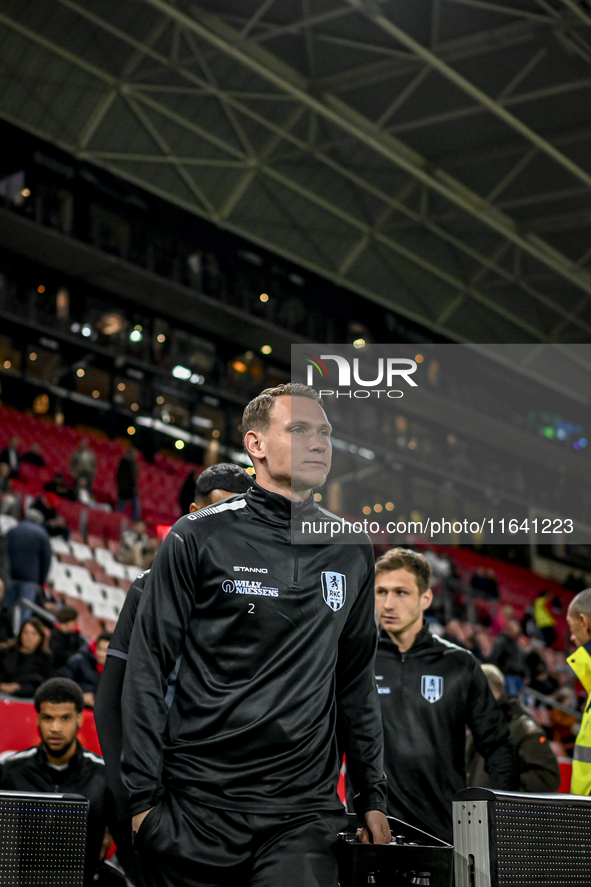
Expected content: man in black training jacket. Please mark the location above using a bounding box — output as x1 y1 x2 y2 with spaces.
374 547 516 843
94 462 254 829
0 678 116 887
121 383 389 887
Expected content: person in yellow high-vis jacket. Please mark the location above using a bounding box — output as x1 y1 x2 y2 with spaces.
566 588 591 794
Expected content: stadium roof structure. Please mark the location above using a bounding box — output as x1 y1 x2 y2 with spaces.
2 0 591 371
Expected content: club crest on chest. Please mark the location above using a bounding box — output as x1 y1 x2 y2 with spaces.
421 675 444 703
322 571 346 611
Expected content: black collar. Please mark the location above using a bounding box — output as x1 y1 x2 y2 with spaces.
37 739 82 775
378 623 434 656
246 482 317 527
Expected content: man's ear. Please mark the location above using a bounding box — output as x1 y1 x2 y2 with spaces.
582 612 591 642
421 588 433 611
244 429 265 462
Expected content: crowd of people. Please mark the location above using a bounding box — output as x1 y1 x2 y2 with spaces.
0 387 590 887
0 434 146 522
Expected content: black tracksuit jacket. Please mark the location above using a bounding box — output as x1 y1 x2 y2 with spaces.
0 741 113 887
376 625 516 843
95 570 147 825
121 483 387 819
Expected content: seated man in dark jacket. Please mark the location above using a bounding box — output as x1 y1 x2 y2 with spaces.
49 605 87 670
59 632 111 708
0 678 117 887
467 664 561 792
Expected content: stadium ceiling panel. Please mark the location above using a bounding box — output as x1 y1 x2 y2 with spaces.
2 0 591 362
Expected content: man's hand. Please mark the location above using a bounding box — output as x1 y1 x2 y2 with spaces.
0 682 20 695
132 808 154 835
83 692 95 708
356 810 391 844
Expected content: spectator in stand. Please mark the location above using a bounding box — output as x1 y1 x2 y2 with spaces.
0 461 11 495
49 605 86 670
0 618 53 697
69 438 97 491
533 589 557 647
466 664 561 792
119 520 156 571
115 447 140 521
0 462 19 517
488 619 530 696
21 442 46 467
44 470 75 499
442 618 468 648
470 566 500 600
5 509 52 627
73 476 96 507
59 632 111 709
526 642 560 698
0 578 13 645
422 547 451 586
0 435 21 478
483 568 500 600
30 492 71 540
491 604 514 637
0 677 122 887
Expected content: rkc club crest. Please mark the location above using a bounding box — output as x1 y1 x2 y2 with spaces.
421 675 444 704
322 571 346 611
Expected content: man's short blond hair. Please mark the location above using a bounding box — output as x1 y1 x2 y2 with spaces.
374 547 431 594
242 383 323 438
481 663 506 697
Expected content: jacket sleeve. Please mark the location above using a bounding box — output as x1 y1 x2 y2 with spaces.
335 547 387 819
94 576 146 823
94 656 129 825
120 525 198 815
466 661 517 790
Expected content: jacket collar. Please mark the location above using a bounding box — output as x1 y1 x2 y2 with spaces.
37 739 82 775
378 622 435 656
246 482 317 527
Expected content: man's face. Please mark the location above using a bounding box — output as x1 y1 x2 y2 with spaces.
37 701 82 759
375 567 432 641
250 396 332 494
95 640 109 666
567 605 591 649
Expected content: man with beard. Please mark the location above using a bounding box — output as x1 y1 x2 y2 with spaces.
0 677 117 886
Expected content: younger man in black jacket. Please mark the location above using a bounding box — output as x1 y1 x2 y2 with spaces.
0 677 116 886
374 547 516 843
